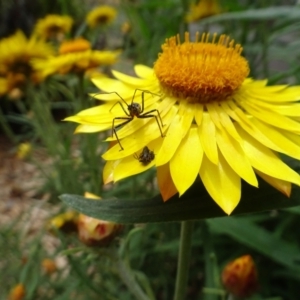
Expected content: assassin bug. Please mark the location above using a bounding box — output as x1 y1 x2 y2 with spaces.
134 146 155 166
109 89 165 150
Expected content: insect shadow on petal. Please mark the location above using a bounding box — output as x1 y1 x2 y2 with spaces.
133 146 155 166
107 89 165 150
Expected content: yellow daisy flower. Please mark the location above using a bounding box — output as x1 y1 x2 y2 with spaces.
66 32 300 215
33 37 120 77
0 30 54 95
185 0 222 22
86 5 117 28
33 14 73 40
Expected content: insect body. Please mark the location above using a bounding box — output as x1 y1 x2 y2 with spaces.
109 89 165 150
134 146 155 166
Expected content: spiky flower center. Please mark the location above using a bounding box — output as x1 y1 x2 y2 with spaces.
154 32 249 103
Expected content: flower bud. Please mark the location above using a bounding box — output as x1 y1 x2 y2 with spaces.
221 255 258 298
77 214 122 246
8 284 25 300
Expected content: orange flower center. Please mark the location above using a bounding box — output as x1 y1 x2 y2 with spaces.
154 32 249 103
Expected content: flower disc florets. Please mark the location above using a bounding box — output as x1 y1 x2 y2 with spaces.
154 32 249 103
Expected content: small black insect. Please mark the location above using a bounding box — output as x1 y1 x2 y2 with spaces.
108 89 165 150
134 146 155 165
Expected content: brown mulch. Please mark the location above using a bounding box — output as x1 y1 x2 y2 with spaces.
0 134 59 235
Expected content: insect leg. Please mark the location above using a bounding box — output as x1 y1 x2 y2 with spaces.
112 117 132 150
139 112 165 137
110 101 130 116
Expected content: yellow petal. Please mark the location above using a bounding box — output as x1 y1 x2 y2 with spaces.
170 127 203 196
156 103 194 166
255 169 291 197
103 159 120 184
241 85 300 102
157 164 178 201
236 125 300 185
112 70 153 87
206 103 222 129
91 77 132 94
114 157 155 181
113 153 155 182
75 124 110 133
248 99 300 116
251 119 300 160
194 103 204 126
212 103 241 141
216 127 258 187
134 64 155 79
84 192 101 199
198 113 218 164
199 153 241 215
241 101 300 133
223 101 288 153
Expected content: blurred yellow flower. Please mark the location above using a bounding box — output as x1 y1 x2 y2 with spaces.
222 255 258 297
33 37 120 77
86 5 117 28
33 14 73 40
121 21 131 34
8 284 25 300
77 192 123 246
66 32 300 215
42 258 57 275
0 31 54 95
0 75 25 98
185 0 222 22
16 142 32 160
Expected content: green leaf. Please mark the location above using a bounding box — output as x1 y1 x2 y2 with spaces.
198 6 300 24
59 175 300 223
207 218 300 275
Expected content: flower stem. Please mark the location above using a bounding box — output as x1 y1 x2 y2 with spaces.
117 259 150 300
173 220 194 300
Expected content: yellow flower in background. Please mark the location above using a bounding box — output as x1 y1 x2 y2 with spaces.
48 210 78 233
66 32 300 214
185 0 222 22
86 5 117 28
222 255 258 297
33 37 120 77
16 142 32 160
0 31 54 95
8 284 25 300
33 14 73 40
42 258 57 275
0 75 25 98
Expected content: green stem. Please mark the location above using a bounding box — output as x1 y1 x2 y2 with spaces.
116 259 150 300
0 105 17 143
173 220 194 300
77 73 86 110
180 0 189 35
203 221 219 300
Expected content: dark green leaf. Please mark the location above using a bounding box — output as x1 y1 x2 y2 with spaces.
60 176 300 223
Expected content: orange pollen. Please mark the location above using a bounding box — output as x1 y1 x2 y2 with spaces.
59 38 91 54
154 32 249 103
